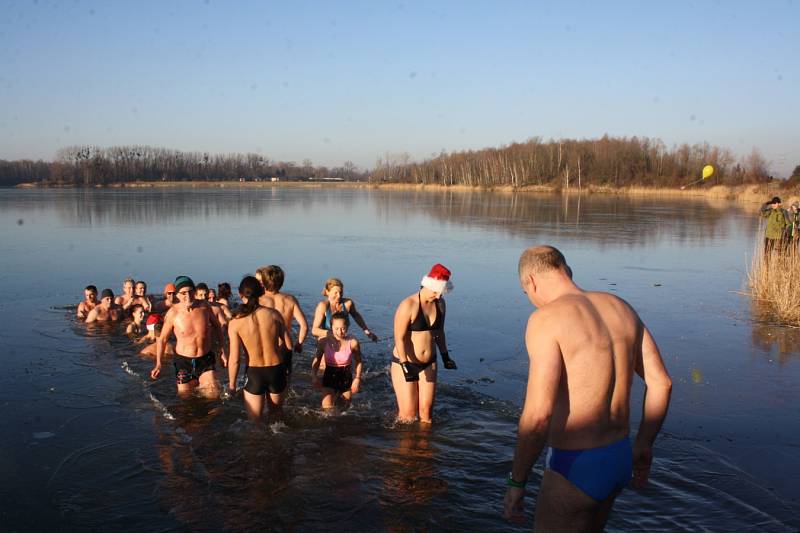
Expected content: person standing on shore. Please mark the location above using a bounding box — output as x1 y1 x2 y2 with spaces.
760 196 789 255
504 246 672 530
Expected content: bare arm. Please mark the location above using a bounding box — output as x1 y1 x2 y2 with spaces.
292 297 308 348
77 302 87 319
393 299 412 363
347 300 378 341
350 339 363 394
227 321 241 393
311 340 325 387
631 325 672 488
311 302 328 338
151 311 175 379
85 307 99 324
505 312 563 521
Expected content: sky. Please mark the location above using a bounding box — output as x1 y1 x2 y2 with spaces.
0 0 798 176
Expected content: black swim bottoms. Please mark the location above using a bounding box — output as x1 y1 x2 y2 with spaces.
322 365 352 393
243 363 288 395
391 356 434 374
282 346 293 374
174 351 215 384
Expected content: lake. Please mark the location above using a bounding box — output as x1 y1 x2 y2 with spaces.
0 187 798 531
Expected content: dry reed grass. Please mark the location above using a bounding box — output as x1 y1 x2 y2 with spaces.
747 239 800 326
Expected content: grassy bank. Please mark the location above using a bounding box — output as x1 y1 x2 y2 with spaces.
748 243 800 327
16 180 799 205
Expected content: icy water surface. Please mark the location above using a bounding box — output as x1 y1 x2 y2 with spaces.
0 188 798 531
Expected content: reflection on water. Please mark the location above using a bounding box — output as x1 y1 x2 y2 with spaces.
1 188 798 531
0 188 756 249
750 302 800 364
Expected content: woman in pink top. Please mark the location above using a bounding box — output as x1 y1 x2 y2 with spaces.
312 311 363 409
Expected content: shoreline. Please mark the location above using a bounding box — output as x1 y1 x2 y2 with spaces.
14 180 798 205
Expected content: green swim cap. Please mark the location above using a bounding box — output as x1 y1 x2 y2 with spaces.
174 275 195 291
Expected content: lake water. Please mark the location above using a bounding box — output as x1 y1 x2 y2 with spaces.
0 187 798 531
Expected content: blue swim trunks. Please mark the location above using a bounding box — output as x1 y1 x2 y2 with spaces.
545 437 632 501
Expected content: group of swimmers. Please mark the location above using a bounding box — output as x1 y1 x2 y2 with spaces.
76 247 673 530
75 264 457 424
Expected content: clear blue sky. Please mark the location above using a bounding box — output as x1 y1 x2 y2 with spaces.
1 0 798 176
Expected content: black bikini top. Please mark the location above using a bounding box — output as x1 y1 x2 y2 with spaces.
409 292 444 332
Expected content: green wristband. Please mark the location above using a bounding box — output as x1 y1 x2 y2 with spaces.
507 473 526 488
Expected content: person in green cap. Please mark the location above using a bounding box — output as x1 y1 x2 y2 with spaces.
760 196 789 255
150 275 224 397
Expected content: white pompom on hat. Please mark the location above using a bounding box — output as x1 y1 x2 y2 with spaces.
420 263 453 294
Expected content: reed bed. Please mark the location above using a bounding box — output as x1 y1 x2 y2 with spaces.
747 241 800 326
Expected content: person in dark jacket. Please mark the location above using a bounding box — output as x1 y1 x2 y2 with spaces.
760 196 789 255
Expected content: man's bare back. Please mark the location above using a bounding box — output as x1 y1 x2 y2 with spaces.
533 291 640 450
505 246 672 531
229 307 285 367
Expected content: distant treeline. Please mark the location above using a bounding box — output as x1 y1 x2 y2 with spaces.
0 136 788 188
0 145 368 187
373 135 778 188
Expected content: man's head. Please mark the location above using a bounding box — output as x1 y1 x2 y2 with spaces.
100 288 114 307
518 245 571 306
84 285 98 303
770 196 782 208
174 276 196 307
163 283 177 304
134 281 147 296
194 282 209 301
258 265 285 292
122 277 135 295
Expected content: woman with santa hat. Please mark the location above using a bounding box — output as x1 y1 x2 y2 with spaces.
390 263 457 424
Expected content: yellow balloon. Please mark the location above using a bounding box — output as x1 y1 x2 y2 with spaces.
702 165 714 179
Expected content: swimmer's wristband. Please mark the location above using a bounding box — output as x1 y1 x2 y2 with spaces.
506 473 526 488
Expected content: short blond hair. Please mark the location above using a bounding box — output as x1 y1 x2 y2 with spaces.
518 246 568 279
322 277 343 296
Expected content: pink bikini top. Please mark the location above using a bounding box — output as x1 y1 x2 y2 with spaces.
324 337 353 367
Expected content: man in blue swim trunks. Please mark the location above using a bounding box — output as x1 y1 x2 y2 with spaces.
504 246 672 531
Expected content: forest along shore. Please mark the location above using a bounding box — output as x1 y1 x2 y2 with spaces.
15 180 800 206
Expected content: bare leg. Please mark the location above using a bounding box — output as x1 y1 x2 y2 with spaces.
266 391 284 423
417 363 438 424
321 389 336 409
242 390 265 421
390 362 418 422
197 369 220 399
534 470 608 533
177 381 196 398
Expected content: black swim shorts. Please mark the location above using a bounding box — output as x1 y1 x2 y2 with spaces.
243 364 288 395
322 365 352 393
174 351 216 384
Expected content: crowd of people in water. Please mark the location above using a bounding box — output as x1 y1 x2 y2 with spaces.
75 264 458 424
74 247 673 530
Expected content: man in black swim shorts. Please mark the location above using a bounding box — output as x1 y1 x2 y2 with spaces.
150 275 224 397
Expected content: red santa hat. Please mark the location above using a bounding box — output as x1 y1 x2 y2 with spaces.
420 263 453 294
146 313 163 331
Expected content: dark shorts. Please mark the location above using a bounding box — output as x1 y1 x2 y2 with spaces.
282 346 293 374
243 364 288 395
174 351 215 385
322 365 352 393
